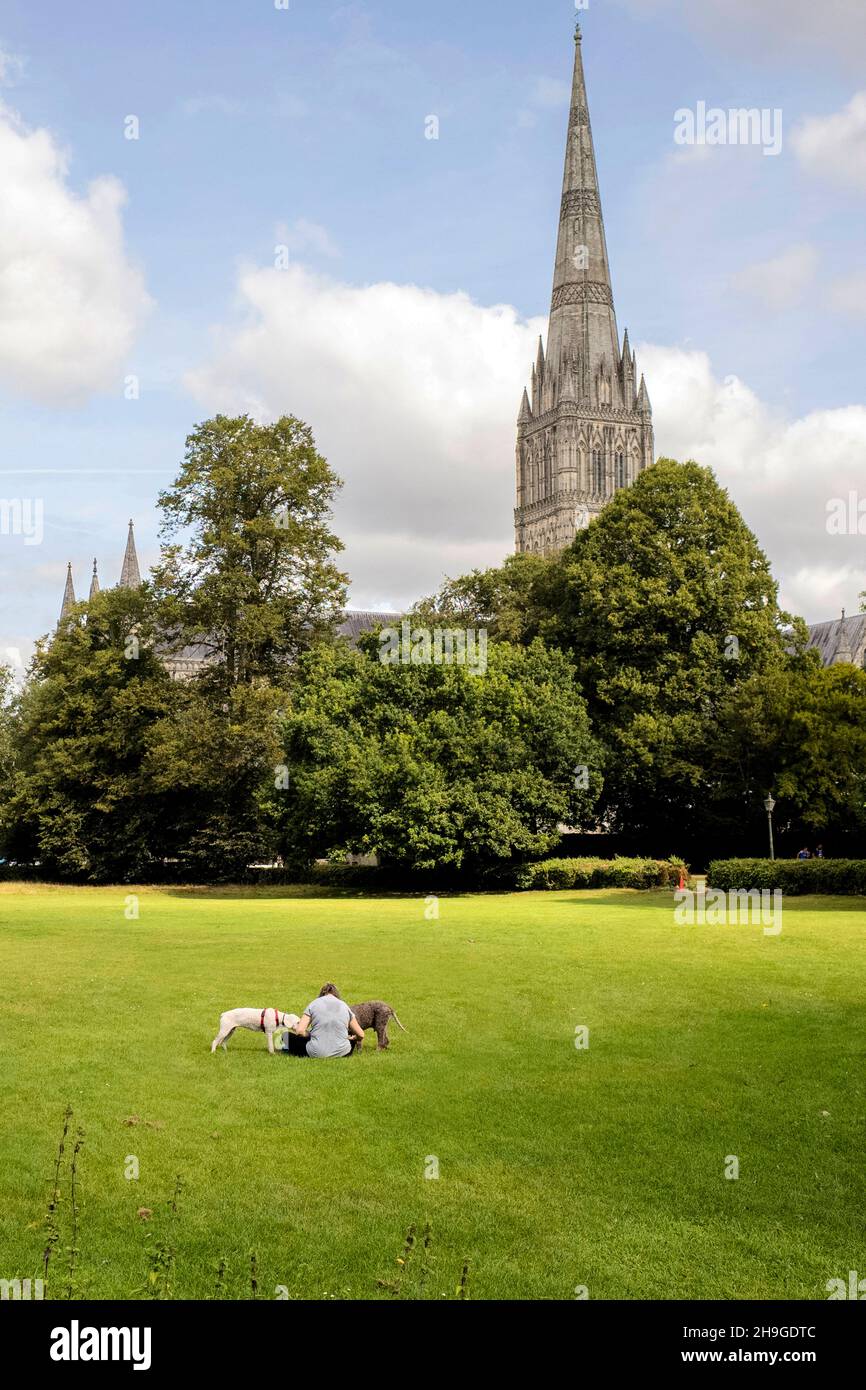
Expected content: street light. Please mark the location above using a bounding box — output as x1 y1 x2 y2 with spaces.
763 795 776 861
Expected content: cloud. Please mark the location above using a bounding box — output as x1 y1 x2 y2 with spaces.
639 343 866 621
731 243 819 312
792 91 866 192
614 0 866 69
186 262 544 607
0 44 25 85
186 260 866 622
0 99 151 406
275 218 341 260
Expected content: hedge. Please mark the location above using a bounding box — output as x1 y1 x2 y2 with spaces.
514 856 685 891
709 858 866 896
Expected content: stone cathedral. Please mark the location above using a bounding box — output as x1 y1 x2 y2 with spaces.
515 24 654 555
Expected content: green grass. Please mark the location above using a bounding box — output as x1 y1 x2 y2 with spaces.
0 883 863 1301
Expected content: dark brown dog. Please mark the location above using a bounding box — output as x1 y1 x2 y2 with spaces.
350 1001 407 1050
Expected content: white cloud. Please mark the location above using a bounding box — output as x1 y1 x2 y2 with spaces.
186 262 544 608
614 0 866 68
792 91 866 192
0 44 25 85
186 260 866 622
0 99 151 405
731 243 819 312
276 218 341 260
639 343 866 621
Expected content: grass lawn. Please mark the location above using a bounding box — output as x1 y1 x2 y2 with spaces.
0 883 863 1301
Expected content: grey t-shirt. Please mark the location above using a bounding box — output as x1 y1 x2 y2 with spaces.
304 997 354 1058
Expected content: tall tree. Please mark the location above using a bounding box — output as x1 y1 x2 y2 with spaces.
538 458 801 839
154 414 348 689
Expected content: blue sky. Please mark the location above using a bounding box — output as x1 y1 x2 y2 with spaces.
2 0 866 670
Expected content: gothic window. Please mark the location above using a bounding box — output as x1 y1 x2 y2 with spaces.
592 448 604 493
615 450 626 488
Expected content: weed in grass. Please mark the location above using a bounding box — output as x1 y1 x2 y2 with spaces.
42 1104 72 1289
141 1174 183 1300
65 1123 85 1301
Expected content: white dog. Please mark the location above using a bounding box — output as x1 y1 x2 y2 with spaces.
211 1007 300 1055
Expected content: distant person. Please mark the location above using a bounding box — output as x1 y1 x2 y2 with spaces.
797 847 812 860
815 844 825 859
283 983 364 1059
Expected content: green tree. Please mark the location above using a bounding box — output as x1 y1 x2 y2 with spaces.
712 657 866 840
538 459 800 839
3 587 179 880
0 664 19 853
145 679 286 880
272 637 602 876
411 552 555 643
154 414 348 689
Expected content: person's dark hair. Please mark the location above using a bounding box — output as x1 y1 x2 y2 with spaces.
319 982 341 998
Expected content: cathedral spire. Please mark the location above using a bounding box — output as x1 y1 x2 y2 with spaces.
514 22 654 555
60 563 76 622
89 559 100 601
119 519 142 589
545 21 619 384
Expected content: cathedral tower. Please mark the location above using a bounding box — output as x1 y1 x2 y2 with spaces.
515 23 654 555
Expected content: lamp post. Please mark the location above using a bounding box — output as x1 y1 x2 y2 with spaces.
763 795 776 861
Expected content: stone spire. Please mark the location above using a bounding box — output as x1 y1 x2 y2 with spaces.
59 563 77 622
89 559 100 601
514 22 654 556
545 22 620 392
832 610 853 665
119 520 142 589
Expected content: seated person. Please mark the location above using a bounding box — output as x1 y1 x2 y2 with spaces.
284 983 364 1058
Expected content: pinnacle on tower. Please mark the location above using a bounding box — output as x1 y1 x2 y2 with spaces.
119 519 142 589
832 611 853 665
60 563 77 622
89 559 100 601
518 388 532 424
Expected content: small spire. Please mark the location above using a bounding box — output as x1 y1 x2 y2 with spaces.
60 563 77 623
518 388 533 424
119 519 142 589
575 20 582 44
536 335 545 374
89 558 100 601
833 610 853 665
637 374 651 413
